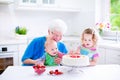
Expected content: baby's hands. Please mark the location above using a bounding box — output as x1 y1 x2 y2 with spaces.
55 57 62 64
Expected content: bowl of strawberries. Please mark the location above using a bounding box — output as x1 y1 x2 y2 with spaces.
33 64 46 75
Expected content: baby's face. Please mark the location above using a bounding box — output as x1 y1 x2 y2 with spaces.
83 34 94 48
45 43 58 56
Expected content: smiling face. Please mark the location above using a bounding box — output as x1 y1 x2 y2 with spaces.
50 30 63 42
45 40 58 56
82 34 94 48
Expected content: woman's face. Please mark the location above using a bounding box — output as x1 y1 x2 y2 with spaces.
49 30 62 42
82 33 94 48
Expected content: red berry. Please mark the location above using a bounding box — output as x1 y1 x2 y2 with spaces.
55 69 59 72
40 65 45 68
77 56 80 58
57 71 63 75
49 70 54 75
36 68 46 75
70 55 76 58
33 65 36 69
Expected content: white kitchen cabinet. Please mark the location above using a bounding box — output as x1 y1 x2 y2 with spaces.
62 40 80 51
62 37 80 51
16 0 80 12
0 0 14 4
97 47 106 64
106 49 120 64
18 43 27 65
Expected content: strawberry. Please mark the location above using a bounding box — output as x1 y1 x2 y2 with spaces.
55 69 58 72
54 70 63 75
77 55 80 58
33 65 46 75
57 71 63 75
70 55 76 58
36 69 45 75
49 70 54 75
40 65 45 68
49 69 63 75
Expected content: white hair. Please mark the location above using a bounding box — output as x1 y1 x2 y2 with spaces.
48 19 67 34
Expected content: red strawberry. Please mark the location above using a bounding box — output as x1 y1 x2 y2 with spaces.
77 55 80 58
55 69 58 72
57 71 63 75
36 69 45 75
70 55 76 58
54 71 63 75
33 65 36 69
33 65 46 75
49 70 54 75
40 65 45 68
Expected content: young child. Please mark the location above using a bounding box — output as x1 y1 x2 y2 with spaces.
37 39 64 66
76 28 99 66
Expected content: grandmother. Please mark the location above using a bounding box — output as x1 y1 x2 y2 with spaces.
22 19 68 66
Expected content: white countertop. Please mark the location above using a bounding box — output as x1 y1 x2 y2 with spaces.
1 64 120 80
62 36 120 50
0 36 120 50
0 39 27 45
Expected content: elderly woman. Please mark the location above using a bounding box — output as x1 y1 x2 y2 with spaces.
22 19 68 66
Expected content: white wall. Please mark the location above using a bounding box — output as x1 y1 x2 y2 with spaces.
0 0 95 39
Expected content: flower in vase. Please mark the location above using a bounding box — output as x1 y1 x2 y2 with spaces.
96 22 110 36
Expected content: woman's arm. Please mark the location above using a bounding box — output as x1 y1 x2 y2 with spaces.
23 59 37 65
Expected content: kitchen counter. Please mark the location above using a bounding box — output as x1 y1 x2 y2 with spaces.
62 36 120 50
0 36 120 50
0 39 27 45
0 65 120 80
98 39 120 50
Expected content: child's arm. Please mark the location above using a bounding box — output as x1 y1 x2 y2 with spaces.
75 46 80 54
90 54 99 66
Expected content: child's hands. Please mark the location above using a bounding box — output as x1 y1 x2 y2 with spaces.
54 57 62 64
68 50 80 55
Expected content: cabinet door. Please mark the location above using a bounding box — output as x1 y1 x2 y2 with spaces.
18 44 27 66
97 47 106 64
106 49 120 64
56 0 80 10
19 0 37 5
62 40 80 51
18 0 55 6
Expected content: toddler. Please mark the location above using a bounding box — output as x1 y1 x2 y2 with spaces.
76 28 99 66
37 39 64 66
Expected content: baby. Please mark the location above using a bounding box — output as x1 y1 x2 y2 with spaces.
36 39 64 66
76 28 99 66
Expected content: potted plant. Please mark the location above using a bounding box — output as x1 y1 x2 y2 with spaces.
15 26 27 39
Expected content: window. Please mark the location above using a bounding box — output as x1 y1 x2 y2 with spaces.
19 0 55 6
110 0 120 31
42 0 55 4
22 0 37 4
95 0 120 42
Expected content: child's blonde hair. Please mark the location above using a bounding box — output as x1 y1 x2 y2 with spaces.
81 28 98 46
45 39 57 49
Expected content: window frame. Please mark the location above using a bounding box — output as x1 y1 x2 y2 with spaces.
95 0 120 42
